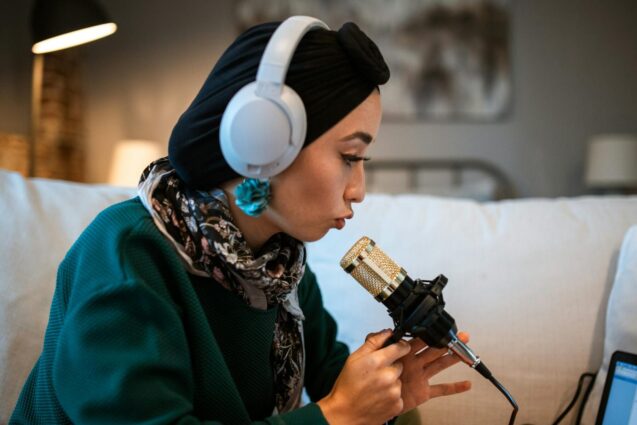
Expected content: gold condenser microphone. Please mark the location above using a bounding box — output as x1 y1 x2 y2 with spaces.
340 236 518 425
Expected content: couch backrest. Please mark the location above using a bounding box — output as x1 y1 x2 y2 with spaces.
306 193 637 425
0 170 135 421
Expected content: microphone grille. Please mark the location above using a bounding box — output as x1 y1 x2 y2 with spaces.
340 236 403 298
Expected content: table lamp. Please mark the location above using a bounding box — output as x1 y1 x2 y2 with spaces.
108 140 164 187
29 0 117 177
585 134 637 194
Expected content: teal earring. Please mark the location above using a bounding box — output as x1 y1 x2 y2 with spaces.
234 178 272 217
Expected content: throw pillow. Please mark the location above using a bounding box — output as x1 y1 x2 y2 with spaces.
581 225 637 424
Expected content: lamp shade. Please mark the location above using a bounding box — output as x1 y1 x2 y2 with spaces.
585 134 637 188
109 140 164 187
31 0 117 54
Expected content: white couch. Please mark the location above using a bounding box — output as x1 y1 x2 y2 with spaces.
1 168 636 425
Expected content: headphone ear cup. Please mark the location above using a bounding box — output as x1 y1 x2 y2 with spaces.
221 82 292 178
220 82 307 179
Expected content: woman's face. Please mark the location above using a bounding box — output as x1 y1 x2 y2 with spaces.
264 90 382 242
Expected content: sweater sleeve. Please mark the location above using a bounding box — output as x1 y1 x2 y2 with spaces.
53 279 205 424
298 267 350 402
52 277 329 425
41 200 331 424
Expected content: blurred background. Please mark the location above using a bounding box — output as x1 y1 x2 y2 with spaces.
1 0 636 199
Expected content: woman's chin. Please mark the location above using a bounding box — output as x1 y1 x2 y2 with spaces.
289 227 330 243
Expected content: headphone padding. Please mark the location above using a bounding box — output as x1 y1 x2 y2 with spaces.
220 82 306 178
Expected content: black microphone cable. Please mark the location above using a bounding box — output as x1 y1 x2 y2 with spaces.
474 361 518 425
551 372 596 425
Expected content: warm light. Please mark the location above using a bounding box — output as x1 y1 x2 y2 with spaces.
109 140 164 187
32 22 117 54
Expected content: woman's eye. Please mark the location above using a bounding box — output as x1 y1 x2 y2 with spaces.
341 154 371 166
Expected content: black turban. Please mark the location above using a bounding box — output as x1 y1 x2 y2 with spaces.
168 20 390 190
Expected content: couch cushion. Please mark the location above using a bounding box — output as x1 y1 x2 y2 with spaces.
307 194 637 425
581 225 637 424
0 170 135 421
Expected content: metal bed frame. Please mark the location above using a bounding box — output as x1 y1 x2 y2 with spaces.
365 158 516 200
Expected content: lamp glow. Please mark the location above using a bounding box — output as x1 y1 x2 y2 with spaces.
32 23 117 54
109 140 164 187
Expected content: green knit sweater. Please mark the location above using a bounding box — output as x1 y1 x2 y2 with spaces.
11 198 349 424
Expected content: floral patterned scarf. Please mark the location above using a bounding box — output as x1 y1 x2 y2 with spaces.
138 157 306 414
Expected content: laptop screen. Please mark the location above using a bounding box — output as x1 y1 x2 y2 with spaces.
601 359 637 425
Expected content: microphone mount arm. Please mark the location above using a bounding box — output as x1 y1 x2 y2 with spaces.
384 274 457 349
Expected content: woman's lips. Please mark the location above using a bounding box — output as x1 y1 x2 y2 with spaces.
334 212 353 230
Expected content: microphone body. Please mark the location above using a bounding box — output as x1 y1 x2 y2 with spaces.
340 237 485 371
340 236 517 424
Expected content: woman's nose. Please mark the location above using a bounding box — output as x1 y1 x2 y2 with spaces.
345 163 366 204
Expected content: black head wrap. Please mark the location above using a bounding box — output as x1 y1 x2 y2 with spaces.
168 20 390 190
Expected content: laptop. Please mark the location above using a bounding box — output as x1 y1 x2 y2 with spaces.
596 350 637 425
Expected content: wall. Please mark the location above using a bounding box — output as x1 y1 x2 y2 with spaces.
374 0 637 197
0 1 31 136
1 0 636 197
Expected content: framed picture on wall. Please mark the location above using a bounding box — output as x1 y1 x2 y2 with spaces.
235 0 511 122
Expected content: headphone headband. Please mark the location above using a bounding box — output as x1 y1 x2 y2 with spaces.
220 16 330 179
256 16 329 89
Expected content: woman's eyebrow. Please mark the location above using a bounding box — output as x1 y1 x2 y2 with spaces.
338 131 373 145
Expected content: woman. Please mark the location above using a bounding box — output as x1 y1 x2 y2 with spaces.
11 18 471 424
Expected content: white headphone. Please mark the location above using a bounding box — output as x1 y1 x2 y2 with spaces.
220 16 330 179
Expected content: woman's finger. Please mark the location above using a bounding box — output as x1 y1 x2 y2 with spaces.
376 340 411 366
422 352 462 378
408 338 427 355
429 380 472 398
420 331 471 358
392 361 404 377
457 331 470 344
354 329 394 357
415 345 449 364
408 331 471 363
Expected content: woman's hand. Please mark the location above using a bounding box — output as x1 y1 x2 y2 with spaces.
398 331 472 413
317 329 411 425
318 330 472 424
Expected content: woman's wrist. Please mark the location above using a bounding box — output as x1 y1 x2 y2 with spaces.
317 393 355 425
